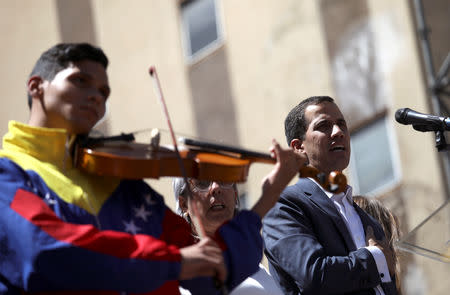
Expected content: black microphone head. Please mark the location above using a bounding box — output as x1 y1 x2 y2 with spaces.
395 108 410 124
412 124 431 132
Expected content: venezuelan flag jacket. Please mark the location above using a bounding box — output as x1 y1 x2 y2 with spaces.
0 121 263 294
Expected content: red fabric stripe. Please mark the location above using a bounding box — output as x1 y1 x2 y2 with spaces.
10 189 181 262
160 208 194 247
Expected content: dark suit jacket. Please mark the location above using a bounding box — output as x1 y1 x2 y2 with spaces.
262 178 398 295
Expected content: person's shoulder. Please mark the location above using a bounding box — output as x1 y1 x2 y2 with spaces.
279 178 313 201
0 157 32 202
0 157 28 181
234 209 261 222
263 178 315 219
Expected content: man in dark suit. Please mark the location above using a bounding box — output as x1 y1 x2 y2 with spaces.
263 96 398 295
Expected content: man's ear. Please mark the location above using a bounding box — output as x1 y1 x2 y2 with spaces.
27 76 45 100
290 139 304 151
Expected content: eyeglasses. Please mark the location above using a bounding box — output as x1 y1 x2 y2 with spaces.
189 179 234 192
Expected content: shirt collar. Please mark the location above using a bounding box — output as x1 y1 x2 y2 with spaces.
309 177 353 203
2 120 74 170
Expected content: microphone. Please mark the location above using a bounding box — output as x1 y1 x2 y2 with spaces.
395 108 450 132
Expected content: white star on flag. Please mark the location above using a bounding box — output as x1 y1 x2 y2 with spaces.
134 204 152 222
44 192 56 205
123 220 141 235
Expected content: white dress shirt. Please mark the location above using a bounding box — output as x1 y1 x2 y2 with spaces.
313 179 391 295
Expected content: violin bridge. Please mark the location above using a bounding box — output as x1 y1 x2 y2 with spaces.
150 128 161 150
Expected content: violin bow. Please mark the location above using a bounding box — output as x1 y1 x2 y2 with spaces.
149 66 228 294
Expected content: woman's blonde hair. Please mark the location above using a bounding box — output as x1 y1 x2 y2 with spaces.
353 195 402 294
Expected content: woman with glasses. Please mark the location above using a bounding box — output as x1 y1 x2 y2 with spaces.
173 140 296 295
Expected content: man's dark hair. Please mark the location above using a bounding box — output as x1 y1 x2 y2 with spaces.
284 96 335 145
27 43 109 108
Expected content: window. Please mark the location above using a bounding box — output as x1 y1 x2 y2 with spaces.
180 0 224 63
349 114 401 195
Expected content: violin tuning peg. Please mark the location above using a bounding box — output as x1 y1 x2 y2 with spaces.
150 128 160 150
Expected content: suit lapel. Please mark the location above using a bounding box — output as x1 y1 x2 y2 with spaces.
298 179 357 251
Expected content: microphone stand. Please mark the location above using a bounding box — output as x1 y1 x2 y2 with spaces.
434 130 450 151
396 2 450 265
412 0 450 194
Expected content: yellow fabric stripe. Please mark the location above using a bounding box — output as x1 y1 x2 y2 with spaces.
0 121 119 214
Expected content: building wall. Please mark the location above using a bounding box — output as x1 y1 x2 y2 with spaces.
0 0 448 293
0 1 60 130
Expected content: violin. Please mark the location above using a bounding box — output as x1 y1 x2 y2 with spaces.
73 132 347 194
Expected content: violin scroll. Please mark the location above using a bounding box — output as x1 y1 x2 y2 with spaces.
299 166 347 194
328 171 347 193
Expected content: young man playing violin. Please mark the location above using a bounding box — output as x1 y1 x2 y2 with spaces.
262 96 399 295
0 43 305 294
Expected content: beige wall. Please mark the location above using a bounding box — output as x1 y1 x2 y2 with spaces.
223 0 336 200
92 0 195 206
0 1 60 133
0 0 448 293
